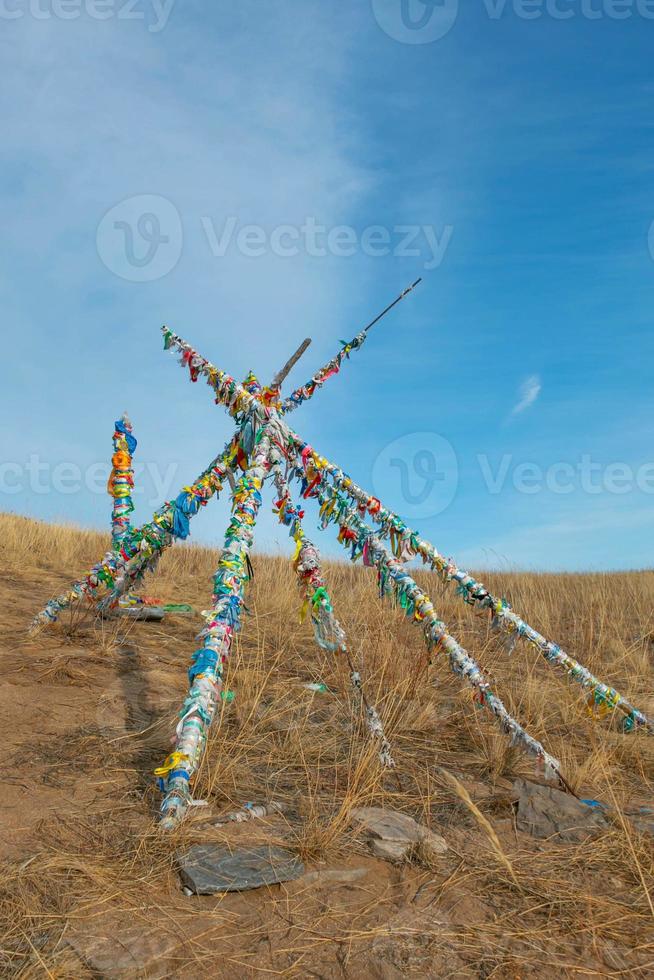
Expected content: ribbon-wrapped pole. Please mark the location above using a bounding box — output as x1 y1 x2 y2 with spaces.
293 447 654 735
310 479 564 784
162 326 266 420
157 411 286 830
109 414 137 550
278 333 368 415
272 470 394 767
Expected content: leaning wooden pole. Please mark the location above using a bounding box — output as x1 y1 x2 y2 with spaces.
279 279 422 414
292 445 654 736
309 478 566 785
109 414 137 551
272 467 394 767
157 337 314 830
157 414 277 829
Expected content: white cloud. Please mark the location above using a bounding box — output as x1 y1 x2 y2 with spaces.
511 374 542 417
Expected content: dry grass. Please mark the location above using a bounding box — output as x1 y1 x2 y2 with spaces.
0 511 653 977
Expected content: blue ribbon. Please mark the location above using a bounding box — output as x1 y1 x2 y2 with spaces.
115 419 138 455
171 494 192 539
188 648 219 683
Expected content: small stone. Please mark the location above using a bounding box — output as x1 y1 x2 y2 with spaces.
177 844 304 894
351 807 423 843
351 807 447 864
371 839 410 863
514 779 609 842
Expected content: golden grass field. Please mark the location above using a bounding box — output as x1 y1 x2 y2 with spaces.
1 511 653 978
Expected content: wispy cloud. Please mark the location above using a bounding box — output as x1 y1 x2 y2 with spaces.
455 505 654 572
511 374 542 417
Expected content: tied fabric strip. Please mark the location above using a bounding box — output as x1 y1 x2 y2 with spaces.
158 410 287 831
109 414 137 550
272 468 394 768
309 477 563 782
161 327 271 424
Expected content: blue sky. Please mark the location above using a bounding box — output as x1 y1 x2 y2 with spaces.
1 0 653 571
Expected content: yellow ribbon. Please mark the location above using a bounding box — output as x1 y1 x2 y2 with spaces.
153 751 190 776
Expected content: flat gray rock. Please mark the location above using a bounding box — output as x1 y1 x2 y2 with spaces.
351 807 423 843
371 839 409 863
514 779 609 842
177 844 304 894
351 807 448 864
417 827 449 859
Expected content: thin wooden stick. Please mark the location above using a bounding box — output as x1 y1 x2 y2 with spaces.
362 277 422 334
271 337 312 389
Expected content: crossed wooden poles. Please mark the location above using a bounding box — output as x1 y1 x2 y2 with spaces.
31 287 653 829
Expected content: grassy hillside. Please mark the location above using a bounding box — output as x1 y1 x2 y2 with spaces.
1 512 653 977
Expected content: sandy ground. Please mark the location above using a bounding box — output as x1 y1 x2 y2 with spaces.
1 514 653 977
